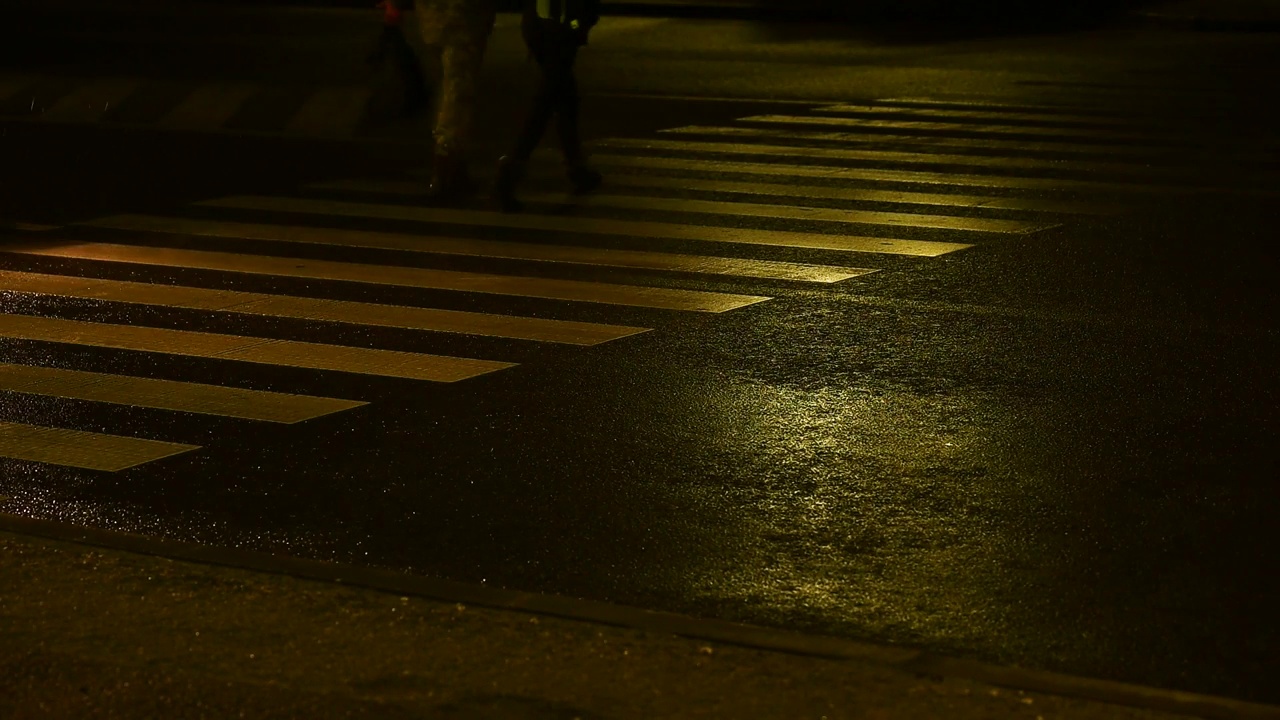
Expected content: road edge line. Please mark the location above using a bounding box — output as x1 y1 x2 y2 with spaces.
1 512 1277 720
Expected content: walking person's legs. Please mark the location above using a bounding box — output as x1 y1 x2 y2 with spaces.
553 59 601 194
510 42 561 162
388 29 430 117
428 37 488 199
493 26 598 212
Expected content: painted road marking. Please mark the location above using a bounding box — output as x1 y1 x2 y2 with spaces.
196 195 972 257
286 86 373 137
311 177 1056 229
811 103 1141 127
658 125 1166 158
736 114 1172 143
515 192 1054 234
11 241 767 313
113 209 868 284
0 362 365 423
582 153 1228 195
0 268 648 346
0 314 514 382
592 174 1120 215
40 78 141 123
157 84 258 130
870 97 1124 116
595 137 1147 174
0 420 199 472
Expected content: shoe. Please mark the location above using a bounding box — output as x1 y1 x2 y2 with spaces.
426 153 477 201
492 155 526 213
567 164 602 195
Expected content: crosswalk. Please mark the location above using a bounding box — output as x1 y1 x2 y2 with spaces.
0 95 1207 472
6 69 1279 183
1 71 383 139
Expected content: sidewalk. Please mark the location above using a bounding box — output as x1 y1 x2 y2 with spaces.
4 517 1279 719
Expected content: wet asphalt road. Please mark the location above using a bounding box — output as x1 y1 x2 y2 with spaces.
2 2 1280 705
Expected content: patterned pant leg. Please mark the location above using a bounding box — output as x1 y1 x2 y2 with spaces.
432 39 486 156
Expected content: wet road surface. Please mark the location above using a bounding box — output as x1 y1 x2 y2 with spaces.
2 5 1279 706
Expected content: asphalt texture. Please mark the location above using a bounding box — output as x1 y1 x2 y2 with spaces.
2 2 1280 710
4 528 1218 720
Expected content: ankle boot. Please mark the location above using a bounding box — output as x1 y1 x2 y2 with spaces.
492 155 526 213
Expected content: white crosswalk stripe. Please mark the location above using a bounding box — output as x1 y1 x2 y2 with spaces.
4 95 1212 473
588 174 1121 215
195 195 973 256
1 73 372 138
90 212 870 283
157 84 258 131
0 314 516 382
583 152 1275 197
811 103 1142 127
0 421 200 472
657 125 1168 159
868 97 1125 116
12 241 769 312
40 77 140 123
737 113 1171 143
0 269 650 345
285 86 373 138
513 192 1054 234
320 174 1118 216
0 362 367 423
595 137 1155 174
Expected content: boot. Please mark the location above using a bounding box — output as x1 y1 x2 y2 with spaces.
426 152 476 202
491 155 526 213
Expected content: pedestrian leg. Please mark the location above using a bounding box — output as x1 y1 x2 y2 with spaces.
492 31 561 212
540 38 599 190
428 39 486 200
389 28 430 117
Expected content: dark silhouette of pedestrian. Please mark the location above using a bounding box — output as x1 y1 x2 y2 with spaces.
491 0 603 213
415 0 499 200
368 0 431 118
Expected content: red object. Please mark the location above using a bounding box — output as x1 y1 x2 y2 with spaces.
377 0 403 26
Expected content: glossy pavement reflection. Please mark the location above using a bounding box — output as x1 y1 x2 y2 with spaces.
2 93 1278 705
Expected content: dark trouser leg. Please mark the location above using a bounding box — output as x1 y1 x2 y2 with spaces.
543 41 598 191
427 40 487 199
550 44 584 167
494 29 555 211
388 28 429 115
511 30 577 160
509 54 558 160
496 28 596 210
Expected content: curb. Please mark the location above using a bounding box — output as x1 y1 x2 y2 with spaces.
3 512 1279 720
